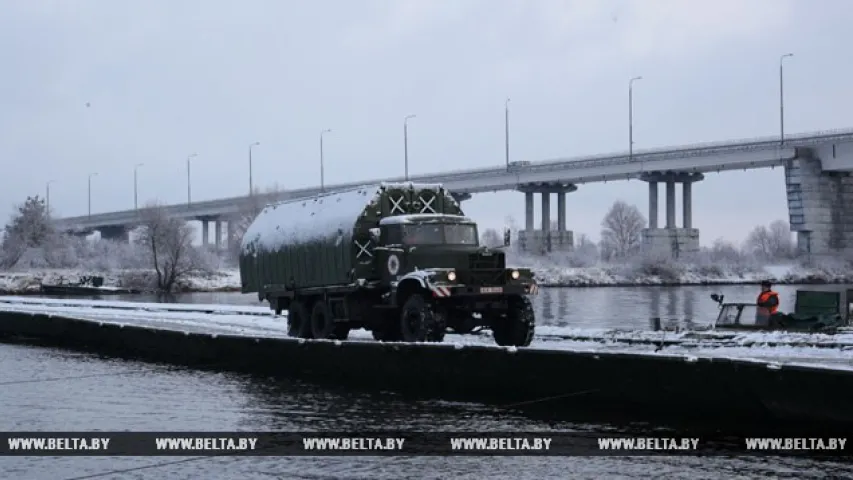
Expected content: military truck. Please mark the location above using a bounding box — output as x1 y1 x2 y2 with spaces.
239 182 539 346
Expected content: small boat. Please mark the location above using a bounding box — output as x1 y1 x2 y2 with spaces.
708 289 849 334
39 275 141 295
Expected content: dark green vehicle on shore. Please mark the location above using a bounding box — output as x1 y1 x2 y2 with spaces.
239 182 539 346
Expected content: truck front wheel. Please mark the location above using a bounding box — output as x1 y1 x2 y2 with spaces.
492 296 535 347
287 300 312 339
400 294 443 343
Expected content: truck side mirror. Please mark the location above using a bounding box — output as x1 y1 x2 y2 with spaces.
504 228 511 246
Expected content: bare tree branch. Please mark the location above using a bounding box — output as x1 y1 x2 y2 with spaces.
600 200 646 261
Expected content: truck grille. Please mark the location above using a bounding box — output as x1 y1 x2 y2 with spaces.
467 253 505 285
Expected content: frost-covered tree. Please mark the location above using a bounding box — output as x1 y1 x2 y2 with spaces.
600 200 646 261
1 195 56 269
575 234 599 259
136 202 209 292
229 183 283 260
707 237 743 263
744 220 794 260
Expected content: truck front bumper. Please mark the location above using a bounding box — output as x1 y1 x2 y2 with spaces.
427 283 538 298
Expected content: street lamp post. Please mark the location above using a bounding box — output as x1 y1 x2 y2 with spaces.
249 141 260 195
88 172 98 217
134 163 144 210
186 153 198 206
504 98 510 170
46 180 55 215
320 129 331 192
780 53 794 144
629 76 642 161
404 115 416 180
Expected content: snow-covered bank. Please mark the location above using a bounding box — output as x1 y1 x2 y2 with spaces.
529 262 853 287
0 269 241 295
1 261 851 295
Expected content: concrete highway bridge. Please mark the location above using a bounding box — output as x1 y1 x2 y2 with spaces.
52 128 853 257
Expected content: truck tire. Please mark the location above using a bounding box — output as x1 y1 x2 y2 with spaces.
369 310 401 342
310 301 336 339
400 294 442 343
287 300 312 339
492 296 535 347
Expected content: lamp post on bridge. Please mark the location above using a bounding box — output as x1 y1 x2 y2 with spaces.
504 98 510 170
88 172 98 218
629 76 643 161
46 180 55 216
186 153 198 207
320 129 331 193
780 53 793 145
248 141 260 196
404 115 416 181
134 163 144 210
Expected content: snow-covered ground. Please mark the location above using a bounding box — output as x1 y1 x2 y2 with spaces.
1 296 852 372
0 269 241 295
0 261 850 295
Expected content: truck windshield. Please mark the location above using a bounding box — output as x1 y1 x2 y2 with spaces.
403 224 478 246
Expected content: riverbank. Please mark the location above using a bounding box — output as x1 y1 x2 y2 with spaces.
0 262 850 295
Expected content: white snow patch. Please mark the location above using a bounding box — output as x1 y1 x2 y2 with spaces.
241 184 378 254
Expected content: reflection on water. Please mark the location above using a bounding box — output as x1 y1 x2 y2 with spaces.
39 283 853 330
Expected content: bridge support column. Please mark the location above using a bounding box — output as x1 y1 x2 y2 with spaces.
557 191 566 232
648 182 658 229
665 179 676 229
524 192 534 231
640 172 703 258
227 220 235 250
214 220 222 250
202 220 209 246
517 183 576 254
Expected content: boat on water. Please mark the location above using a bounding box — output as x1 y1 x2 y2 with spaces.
39 275 141 295
708 288 851 334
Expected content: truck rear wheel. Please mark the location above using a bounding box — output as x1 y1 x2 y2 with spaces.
492 296 535 347
310 301 336 339
400 294 443 343
287 300 312 339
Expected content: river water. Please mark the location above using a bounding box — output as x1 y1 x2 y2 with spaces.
2 284 852 479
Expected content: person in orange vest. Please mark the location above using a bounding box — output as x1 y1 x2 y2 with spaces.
756 280 780 326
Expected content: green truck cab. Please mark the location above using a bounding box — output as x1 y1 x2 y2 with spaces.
239 182 539 346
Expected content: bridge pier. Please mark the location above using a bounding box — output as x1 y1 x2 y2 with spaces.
517 183 577 254
202 220 210 246
227 220 236 250
640 172 703 258
215 220 222 249
786 144 853 258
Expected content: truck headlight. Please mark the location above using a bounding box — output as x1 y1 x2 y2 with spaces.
511 270 520 279
447 271 456 281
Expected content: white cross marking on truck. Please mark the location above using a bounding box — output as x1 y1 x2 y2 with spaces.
419 195 436 213
355 239 373 258
390 195 405 214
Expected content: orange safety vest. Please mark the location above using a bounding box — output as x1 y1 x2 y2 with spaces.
757 290 779 315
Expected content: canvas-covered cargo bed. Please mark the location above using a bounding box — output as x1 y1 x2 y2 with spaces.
239 182 464 294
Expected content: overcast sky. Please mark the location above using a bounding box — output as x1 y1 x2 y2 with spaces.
2 0 851 245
